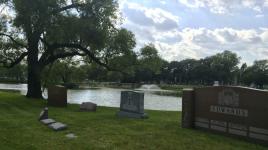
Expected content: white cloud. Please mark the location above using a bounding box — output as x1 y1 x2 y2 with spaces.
160 0 167 5
130 27 268 64
256 14 264 18
178 0 268 14
260 28 268 42
122 2 179 31
156 28 268 64
119 1 268 64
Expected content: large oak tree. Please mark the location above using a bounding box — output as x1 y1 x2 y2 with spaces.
0 0 136 98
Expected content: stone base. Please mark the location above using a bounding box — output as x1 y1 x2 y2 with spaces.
117 111 148 119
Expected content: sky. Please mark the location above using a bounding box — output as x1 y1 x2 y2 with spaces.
118 0 268 65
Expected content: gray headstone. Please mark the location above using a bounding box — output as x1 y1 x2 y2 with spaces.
40 118 56 125
39 107 48 121
117 91 148 119
80 102 97 112
48 122 67 131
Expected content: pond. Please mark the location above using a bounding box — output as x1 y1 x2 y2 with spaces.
0 83 182 111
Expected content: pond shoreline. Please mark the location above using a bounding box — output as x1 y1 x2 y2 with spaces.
0 83 182 111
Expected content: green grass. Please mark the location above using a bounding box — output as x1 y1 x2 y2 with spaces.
0 91 266 150
152 91 182 97
158 84 200 97
159 84 199 91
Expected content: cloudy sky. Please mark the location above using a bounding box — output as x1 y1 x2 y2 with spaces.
118 0 268 64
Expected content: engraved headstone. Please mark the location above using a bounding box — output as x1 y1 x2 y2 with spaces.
39 107 48 121
117 91 148 119
80 102 97 112
48 85 67 107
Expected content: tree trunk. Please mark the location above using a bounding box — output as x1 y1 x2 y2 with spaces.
26 42 43 99
26 63 43 99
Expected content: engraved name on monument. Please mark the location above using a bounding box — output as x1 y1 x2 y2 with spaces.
210 89 248 117
182 86 268 144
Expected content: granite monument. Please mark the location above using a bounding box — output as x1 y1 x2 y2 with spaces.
47 85 67 107
117 91 148 119
182 86 268 144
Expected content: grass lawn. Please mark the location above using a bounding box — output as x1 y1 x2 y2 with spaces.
0 91 266 150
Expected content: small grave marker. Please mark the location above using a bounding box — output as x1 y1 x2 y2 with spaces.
80 102 97 112
48 122 67 131
40 119 56 125
39 107 48 121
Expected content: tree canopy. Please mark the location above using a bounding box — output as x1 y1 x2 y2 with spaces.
0 0 136 98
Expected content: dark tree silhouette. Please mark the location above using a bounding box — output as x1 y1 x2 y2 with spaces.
0 0 135 98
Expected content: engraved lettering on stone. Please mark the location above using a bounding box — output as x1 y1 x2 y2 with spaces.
210 105 248 117
218 89 239 107
229 123 247 131
210 120 227 127
229 129 247 136
210 125 227 132
209 89 249 117
250 127 268 135
122 92 138 111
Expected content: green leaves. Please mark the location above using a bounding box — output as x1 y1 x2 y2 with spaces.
0 0 133 68
139 44 165 74
241 60 268 88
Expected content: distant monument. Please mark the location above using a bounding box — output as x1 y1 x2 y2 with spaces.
139 84 160 90
182 86 268 144
213 81 219 86
80 102 97 112
117 91 148 119
47 85 67 107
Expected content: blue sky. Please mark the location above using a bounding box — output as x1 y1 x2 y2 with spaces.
118 0 268 64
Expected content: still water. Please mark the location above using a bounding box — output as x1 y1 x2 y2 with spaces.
0 83 182 111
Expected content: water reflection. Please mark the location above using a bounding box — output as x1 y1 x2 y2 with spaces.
0 83 181 111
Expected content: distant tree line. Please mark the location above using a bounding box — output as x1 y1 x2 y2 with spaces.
0 64 27 83
1 45 268 89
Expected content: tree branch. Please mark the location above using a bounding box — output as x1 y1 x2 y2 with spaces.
52 3 84 14
0 33 27 48
48 43 110 69
40 50 86 67
0 52 28 68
